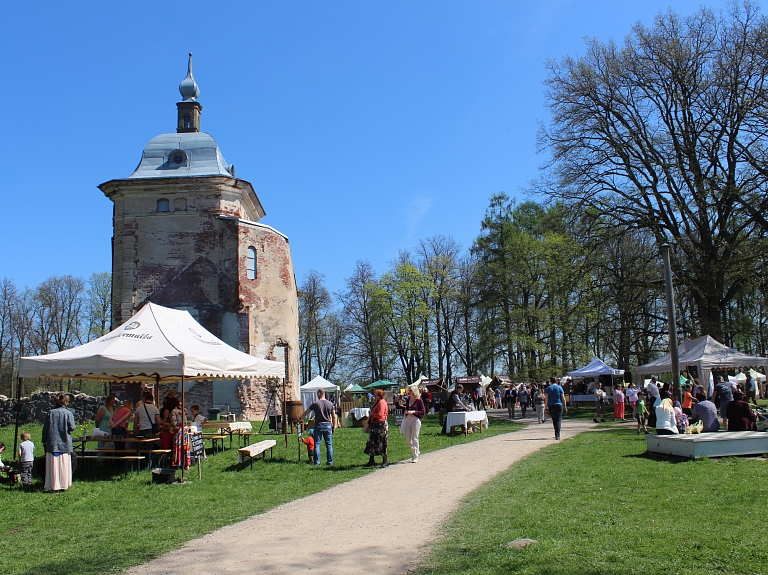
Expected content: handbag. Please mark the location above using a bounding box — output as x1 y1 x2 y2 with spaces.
144 403 159 435
362 418 371 433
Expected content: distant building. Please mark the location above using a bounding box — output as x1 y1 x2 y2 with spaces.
99 54 299 417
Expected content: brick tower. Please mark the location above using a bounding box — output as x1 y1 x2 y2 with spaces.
99 54 299 417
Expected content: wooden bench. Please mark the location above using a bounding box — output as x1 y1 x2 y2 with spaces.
238 440 276 469
73 454 146 473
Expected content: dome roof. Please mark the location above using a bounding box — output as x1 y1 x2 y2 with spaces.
128 132 235 179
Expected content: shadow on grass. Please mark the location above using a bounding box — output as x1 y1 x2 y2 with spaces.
623 451 694 464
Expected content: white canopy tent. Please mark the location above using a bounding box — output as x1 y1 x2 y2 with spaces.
16 303 285 475
567 357 625 379
635 335 768 390
300 375 340 410
19 302 284 381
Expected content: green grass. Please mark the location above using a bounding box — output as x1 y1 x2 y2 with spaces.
414 427 768 575
0 415 520 575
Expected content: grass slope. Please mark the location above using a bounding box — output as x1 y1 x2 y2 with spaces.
0 415 519 575
414 427 768 575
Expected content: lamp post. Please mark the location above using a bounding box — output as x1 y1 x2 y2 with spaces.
660 244 681 401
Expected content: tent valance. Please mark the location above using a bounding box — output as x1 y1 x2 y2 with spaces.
18 303 284 381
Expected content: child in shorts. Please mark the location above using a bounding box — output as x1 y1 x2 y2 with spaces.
636 396 649 434
18 432 35 489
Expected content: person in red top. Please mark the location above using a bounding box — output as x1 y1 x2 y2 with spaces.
365 389 389 468
681 384 695 417
300 431 315 462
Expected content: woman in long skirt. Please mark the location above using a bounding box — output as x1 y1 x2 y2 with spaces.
42 393 76 492
613 384 626 421
365 389 389 468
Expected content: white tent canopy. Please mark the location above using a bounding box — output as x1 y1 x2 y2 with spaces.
300 375 340 410
635 335 768 389
567 357 625 379
18 302 285 381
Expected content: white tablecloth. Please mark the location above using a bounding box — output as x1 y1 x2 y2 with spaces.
446 410 488 429
203 421 252 432
349 408 371 420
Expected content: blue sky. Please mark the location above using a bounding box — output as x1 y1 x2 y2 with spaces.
0 1 735 295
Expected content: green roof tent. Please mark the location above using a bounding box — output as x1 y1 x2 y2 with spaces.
363 379 399 390
344 383 368 394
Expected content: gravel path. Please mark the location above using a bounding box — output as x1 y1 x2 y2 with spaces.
128 418 595 575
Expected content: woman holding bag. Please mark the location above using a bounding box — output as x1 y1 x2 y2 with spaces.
400 386 425 463
364 389 389 468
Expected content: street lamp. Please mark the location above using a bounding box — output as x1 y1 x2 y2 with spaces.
660 244 681 400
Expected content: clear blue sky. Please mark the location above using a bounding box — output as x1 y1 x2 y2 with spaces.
0 1 735 295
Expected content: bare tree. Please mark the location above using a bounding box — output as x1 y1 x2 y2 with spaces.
85 272 111 341
538 3 768 340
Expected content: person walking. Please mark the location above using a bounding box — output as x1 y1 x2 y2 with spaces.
365 389 389 467
544 378 567 440
42 393 76 492
299 388 338 466
518 385 530 418
593 383 607 423
504 385 517 420
401 386 425 462
534 385 546 423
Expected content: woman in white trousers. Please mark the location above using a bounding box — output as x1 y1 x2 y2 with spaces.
400 386 426 462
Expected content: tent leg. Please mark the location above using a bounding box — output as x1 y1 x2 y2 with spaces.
181 375 186 483
13 377 23 461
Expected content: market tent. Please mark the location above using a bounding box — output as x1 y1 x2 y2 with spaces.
300 376 340 410
18 302 284 381
16 302 285 475
343 383 367 394
567 357 625 379
635 335 768 388
363 379 399 390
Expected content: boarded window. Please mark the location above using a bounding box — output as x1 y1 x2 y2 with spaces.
246 246 257 279
157 199 170 212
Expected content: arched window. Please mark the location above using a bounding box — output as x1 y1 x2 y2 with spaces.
157 199 170 212
246 246 257 279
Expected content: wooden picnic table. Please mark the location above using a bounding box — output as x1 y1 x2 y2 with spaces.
201 421 254 449
72 436 163 470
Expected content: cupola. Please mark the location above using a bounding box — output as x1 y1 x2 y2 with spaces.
177 53 202 133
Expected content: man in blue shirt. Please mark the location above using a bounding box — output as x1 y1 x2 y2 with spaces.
544 377 568 440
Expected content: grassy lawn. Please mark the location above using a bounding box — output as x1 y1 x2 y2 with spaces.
0 415 520 575
414 427 768 575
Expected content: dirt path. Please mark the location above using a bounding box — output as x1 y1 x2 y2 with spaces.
128 418 595 575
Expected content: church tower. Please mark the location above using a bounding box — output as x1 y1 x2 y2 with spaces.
99 54 300 417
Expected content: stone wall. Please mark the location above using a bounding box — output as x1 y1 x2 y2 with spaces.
0 391 106 427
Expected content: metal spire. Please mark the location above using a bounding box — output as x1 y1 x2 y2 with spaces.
179 52 200 101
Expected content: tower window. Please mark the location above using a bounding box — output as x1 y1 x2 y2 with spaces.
157 199 170 212
246 246 257 279
184 113 192 129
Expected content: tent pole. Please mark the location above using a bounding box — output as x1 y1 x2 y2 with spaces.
660 244 681 401
181 375 186 483
13 376 23 461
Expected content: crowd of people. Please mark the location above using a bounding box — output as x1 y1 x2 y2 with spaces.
11 387 213 492
591 373 764 436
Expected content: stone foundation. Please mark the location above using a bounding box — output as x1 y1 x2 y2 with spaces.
0 391 105 426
